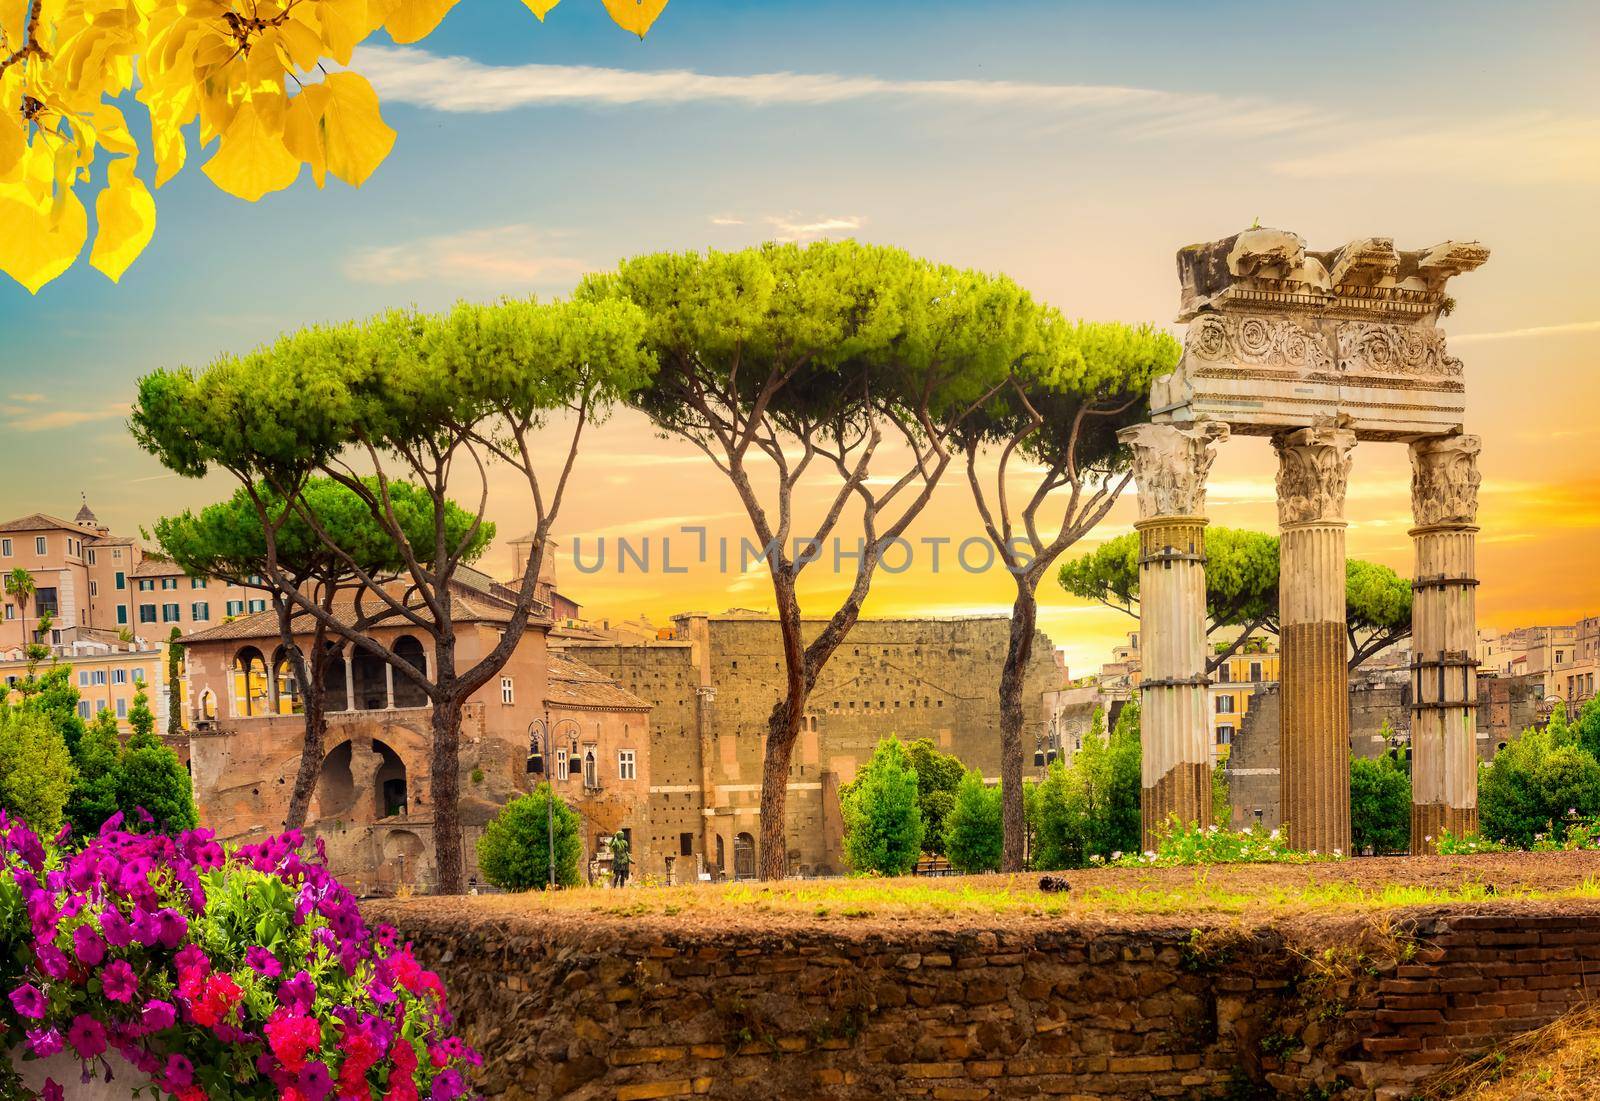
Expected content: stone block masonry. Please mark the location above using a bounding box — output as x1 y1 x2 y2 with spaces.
368 899 1600 1100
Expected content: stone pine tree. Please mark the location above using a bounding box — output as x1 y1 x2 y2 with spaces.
958 318 1178 870
582 242 1029 879
133 297 652 893
152 479 489 831
1059 528 1413 672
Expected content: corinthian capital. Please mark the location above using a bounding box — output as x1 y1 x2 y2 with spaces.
1274 424 1357 526
1118 420 1230 521
1410 434 1481 527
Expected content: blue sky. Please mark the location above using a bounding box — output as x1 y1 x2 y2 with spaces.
2 0 1597 669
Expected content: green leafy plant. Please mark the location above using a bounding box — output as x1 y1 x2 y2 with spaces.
478 783 582 889
840 737 925 876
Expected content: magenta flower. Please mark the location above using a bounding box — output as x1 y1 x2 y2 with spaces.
102 958 138 1002
33 942 68 980
246 945 283 979
164 1053 194 1088
72 922 106 966
99 907 133 948
25 1027 64 1057
141 999 177 1031
67 1014 107 1059
41 1080 63 1101
9 982 46 1019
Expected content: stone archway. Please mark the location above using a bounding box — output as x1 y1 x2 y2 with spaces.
733 832 756 880
314 741 357 819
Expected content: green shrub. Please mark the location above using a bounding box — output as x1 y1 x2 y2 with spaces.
1350 753 1411 854
841 737 924 876
1112 820 1338 867
943 769 1002 873
0 706 74 833
478 784 583 889
1030 701 1142 870
1480 717 1600 849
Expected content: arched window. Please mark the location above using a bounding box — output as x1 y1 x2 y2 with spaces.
734 833 756 880
198 688 217 722
353 649 386 711
374 739 408 817
582 748 598 789
272 646 303 715
320 644 349 712
392 635 428 708
314 741 356 819
230 646 267 717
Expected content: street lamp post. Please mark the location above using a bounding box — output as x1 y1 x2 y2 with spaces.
526 710 582 891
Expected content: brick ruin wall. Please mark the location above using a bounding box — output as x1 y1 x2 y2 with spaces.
568 617 1060 878
370 900 1600 1101
1228 674 1543 831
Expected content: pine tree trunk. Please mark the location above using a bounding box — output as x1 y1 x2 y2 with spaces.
430 693 466 893
999 584 1037 872
757 695 802 880
283 685 326 831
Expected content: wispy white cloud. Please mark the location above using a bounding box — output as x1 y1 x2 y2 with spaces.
6 403 129 432
1451 319 1600 345
1271 113 1600 183
353 46 1336 137
342 224 586 286
708 215 745 227
766 214 863 242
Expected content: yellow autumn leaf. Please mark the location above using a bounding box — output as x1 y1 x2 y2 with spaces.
278 16 324 72
0 150 90 294
381 0 460 44
601 0 667 38
320 71 396 187
282 82 331 187
89 157 156 283
0 110 22 178
202 100 301 201
521 0 561 20
317 0 380 66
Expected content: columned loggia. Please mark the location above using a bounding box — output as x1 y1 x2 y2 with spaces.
1275 422 1357 855
1118 419 1229 850
1409 434 1482 851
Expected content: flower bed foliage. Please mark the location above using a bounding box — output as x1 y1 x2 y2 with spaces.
1108 820 1344 867
0 813 478 1101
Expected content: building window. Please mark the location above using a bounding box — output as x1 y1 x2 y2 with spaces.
114 571 125 590
1216 695 1235 715
226 600 244 617
34 536 46 555
1216 663 1232 684
161 603 180 622
91 669 107 686
679 832 694 856
78 670 90 687
500 677 514 704
87 549 96 565
192 602 210 621
1217 725 1234 746
1250 661 1263 682
77 701 91 719
132 668 144 684
247 599 266 613
618 750 636 781
1 606 10 621
191 577 207 589
89 580 98 598
0 538 9 556
116 699 128 719
556 748 569 780
116 605 128 625
138 579 153 591
139 604 157 623
161 577 178 590
34 587 57 617
112 668 126 685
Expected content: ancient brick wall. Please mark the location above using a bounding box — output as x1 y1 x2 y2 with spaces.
369 900 1600 1101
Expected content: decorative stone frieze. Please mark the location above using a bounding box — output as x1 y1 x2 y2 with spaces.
1410 434 1482 528
1118 420 1229 520
1185 314 1333 372
1273 424 1357 527
1336 322 1461 379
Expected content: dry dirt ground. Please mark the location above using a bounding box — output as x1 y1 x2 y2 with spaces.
394 851 1600 937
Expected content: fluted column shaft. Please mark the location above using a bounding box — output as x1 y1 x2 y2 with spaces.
1275 424 1357 855
1409 435 1482 852
1119 420 1229 851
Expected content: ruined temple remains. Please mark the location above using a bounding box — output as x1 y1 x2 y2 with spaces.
1128 227 1488 854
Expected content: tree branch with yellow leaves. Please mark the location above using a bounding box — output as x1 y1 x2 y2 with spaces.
0 0 668 294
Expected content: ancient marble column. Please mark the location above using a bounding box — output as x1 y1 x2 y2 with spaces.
1118 419 1229 850
1409 434 1482 851
1275 423 1357 855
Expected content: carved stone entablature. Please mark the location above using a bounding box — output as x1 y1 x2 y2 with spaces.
1177 227 1489 324
1410 434 1482 528
1118 420 1230 521
1336 322 1462 379
1273 422 1357 526
1185 314 1333 373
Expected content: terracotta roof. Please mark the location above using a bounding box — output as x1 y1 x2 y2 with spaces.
132 557 188 577
0 513 92 534
545 651 651 711
178 590 518 645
